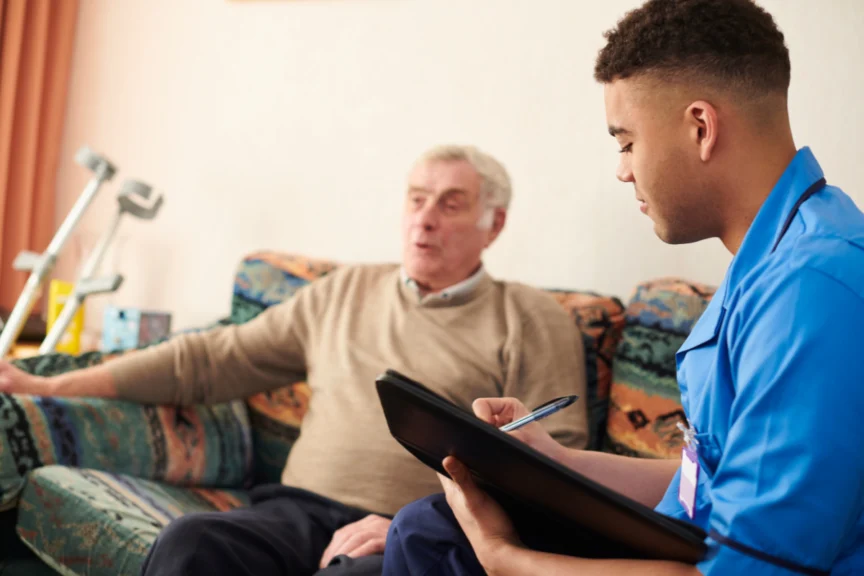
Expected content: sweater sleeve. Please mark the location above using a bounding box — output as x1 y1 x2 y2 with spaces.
503 289 589 450
108 280 323 406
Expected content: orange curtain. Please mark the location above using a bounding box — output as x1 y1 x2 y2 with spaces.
0 0 79 310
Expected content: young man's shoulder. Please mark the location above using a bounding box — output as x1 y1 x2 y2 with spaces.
784 187 864 301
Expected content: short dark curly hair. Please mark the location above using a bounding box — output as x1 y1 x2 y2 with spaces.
595 0 790 96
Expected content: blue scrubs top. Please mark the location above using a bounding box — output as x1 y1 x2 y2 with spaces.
655 148 864 575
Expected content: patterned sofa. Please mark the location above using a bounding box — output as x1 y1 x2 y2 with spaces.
0 252 714 575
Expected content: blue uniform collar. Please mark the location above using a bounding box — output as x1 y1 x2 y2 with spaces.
721 147 825 307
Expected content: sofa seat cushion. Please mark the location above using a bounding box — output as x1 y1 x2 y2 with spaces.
16 466 250 576
605 278 716 458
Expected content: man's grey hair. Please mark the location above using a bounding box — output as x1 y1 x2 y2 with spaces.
419 145 513 211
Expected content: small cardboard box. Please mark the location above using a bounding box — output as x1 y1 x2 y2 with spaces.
101 307 172 351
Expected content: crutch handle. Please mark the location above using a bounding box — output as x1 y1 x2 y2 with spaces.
118 179 164 219
12 251 45 272
75 146 117 180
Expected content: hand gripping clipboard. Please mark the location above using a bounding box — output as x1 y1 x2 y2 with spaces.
375 369 707 564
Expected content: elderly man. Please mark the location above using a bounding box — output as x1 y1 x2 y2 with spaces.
0 145 588 576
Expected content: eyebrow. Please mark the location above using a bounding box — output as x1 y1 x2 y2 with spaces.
608 126 632 137
407 187 470 198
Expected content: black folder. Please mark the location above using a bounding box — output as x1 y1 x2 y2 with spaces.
376 369 707 564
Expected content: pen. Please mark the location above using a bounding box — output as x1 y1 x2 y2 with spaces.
499 395 580 432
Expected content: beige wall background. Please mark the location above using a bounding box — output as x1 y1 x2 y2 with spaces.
52 0 864 339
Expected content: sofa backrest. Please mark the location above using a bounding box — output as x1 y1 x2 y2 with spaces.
604 279 715 459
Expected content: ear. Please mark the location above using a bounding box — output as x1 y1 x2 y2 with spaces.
685 100 719 162
485 209 507 247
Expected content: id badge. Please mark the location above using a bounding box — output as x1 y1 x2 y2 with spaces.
678 446 699 519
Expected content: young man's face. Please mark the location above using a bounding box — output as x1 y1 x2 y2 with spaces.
604 77 716 244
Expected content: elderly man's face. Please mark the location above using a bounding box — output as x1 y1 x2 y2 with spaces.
402 159 504 292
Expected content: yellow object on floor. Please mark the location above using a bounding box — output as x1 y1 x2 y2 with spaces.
46 280 83 355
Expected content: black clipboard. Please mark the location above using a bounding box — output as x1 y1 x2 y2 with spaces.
376 369 707 564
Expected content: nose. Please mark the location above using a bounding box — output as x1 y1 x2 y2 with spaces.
616 157 634 184
416 203 440 231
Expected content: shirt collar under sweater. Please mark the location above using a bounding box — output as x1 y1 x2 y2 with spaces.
399 265 489 307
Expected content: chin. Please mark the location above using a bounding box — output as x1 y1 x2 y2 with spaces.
654 224 706 246
404 260 438 280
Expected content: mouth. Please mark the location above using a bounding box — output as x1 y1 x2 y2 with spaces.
636 197 648 214
413 242 440 252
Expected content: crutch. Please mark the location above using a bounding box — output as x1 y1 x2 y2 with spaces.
39 180 164 354
0 146 116 358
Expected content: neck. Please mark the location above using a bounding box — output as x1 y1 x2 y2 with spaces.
411 263 482 295
719 134 797 254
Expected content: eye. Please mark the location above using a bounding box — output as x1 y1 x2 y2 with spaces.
618 143 633 154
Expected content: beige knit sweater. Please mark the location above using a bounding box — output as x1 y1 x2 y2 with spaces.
108 265 588 515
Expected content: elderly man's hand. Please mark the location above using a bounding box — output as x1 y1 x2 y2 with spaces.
318 514 391 569
0 361 50 395
439 456 522 570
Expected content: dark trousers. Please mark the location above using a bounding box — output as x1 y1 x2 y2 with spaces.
383 493 640 575
383 494 486 576
140 484 385 576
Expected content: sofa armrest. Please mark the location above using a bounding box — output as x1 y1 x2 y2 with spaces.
0 351 253 511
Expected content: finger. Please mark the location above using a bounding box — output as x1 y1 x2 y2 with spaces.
344 537 386 559
472 397 530 425
443 456 466 481
471 398 500 424
325 532 368 565
320 528 353 569
443 457 487 511
443 456 477 494
442 457 492 520
438 471 456 497
472 397 515 425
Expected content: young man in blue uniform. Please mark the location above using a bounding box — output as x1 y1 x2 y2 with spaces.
381 0 864 574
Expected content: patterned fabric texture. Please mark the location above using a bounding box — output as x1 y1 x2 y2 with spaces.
230 252 338 325
604 278 716 458
547 290 626 450
16 465 249 576
237 253 628 474
2 353 253 512
235 253 336 483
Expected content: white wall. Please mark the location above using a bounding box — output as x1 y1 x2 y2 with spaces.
53 0 864 339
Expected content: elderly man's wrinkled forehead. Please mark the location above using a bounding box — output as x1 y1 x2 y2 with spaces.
407 158 483 202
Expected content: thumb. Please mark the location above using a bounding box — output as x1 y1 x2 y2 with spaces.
442 456 485 511
443 456 479 494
